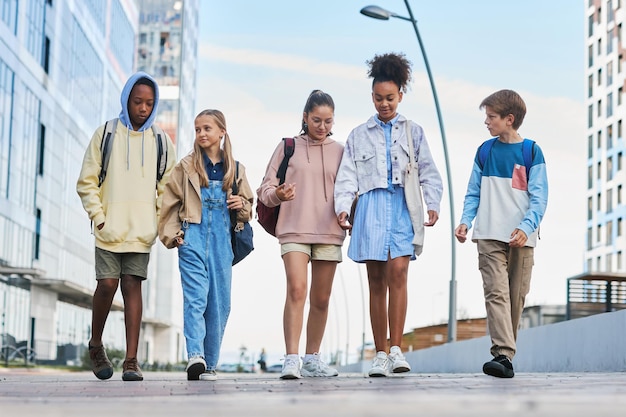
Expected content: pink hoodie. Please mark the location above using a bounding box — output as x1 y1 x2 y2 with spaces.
257 134 346 245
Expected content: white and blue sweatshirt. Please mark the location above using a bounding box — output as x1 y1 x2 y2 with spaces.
459 138 548 247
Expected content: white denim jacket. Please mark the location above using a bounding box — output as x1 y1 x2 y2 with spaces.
334 114 443 216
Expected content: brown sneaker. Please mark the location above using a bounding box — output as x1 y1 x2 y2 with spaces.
122 357 143 381
89 344 113 380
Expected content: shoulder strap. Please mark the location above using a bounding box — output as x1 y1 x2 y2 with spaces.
477 137 535 178
151 124 168 182
232 161 240 195
477 138 497 172
276 137 295 185
99 118 118 186
522 139 535 179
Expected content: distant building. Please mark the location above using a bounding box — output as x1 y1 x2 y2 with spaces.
0 0 198 367
584 1 626 274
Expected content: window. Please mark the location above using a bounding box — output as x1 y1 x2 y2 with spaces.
618 217 623 237
588 165 593 189
618 152 623 170
0 0 18 34
588 74 594 97
609 0 615 22
618 251 623 271
589 14 594 37
587 227 593 251
589 104 594 128
619 87 623 105
588 196 593 220
598 38 602 56
598 129 602 148
42 36 50 73
598 162 602 181
597 224 602 242
598 99 602 117
37 124 45 175
619 184 623 204
619 120 623 138
608 92 614 117
598 7 602 24
588 134 594 158
607 188 613 212
608 157 614 180
608 28 614 54
598 192 602 211
608 124 614 149
34 209 41 260
608 61 614 85
589 44 594 67
607 253 613 272
607 221 613 245
25 0 45 64
598 68 603 85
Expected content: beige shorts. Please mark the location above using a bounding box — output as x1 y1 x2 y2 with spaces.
281 243 342 262
95 247 150 280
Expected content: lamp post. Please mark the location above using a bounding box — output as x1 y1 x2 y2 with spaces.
360 2 457 342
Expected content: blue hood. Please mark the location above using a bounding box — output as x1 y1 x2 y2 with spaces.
119 71 159 132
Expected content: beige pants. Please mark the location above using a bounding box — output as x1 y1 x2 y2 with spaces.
477 240 534 360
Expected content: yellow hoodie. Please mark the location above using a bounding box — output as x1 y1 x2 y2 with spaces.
76 122 176 253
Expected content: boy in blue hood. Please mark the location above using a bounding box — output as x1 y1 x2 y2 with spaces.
77 72 176 381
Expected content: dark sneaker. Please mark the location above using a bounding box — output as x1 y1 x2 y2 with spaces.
122 358 144 381
186 356 207 381
483 355 515 378
89 344 113 380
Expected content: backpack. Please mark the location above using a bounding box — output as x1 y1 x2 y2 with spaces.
256 137 296 236
98 118 168 186
477 138 535 179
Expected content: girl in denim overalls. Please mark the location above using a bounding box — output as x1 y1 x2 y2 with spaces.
158 109 254 381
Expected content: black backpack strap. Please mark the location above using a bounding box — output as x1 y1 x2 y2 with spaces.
99 118 118 186
232 161 240 195
276 137 295 185
151 124 167 183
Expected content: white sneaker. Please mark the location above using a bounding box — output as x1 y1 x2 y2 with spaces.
368 351 389 377
185 356 206 381
300 353 338 377
388 346 411 373
199 369 218 381
280 355 301 379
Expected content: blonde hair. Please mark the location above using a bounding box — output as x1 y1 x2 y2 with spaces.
192 109 235 190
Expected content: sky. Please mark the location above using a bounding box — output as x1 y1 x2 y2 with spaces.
193 0 586 366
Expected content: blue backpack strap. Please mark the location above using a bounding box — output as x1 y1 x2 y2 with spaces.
522 139 535 179
477 138 497 172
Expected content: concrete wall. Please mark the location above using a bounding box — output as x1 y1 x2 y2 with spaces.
339 309 626 373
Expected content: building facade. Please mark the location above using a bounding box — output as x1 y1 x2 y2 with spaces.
0 0 198 367
585 0 626 274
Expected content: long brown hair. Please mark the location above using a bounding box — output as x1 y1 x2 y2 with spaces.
192 109 235 190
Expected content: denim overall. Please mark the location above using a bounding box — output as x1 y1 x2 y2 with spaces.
178 180 233 370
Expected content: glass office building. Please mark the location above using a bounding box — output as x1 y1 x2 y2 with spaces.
584 1 626 274
0 0 198 366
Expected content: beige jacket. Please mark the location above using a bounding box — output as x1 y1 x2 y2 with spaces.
158 154 254 249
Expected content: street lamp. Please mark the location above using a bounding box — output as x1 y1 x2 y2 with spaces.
360 2 457 343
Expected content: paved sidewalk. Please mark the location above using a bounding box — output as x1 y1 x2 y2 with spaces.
1 368 625 416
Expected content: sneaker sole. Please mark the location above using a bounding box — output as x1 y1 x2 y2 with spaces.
94 368 113 380
280 373 301 380
483 363 514 378
122 372 144 381
187 362 206 381
368 370 388 377
392 365 411 373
